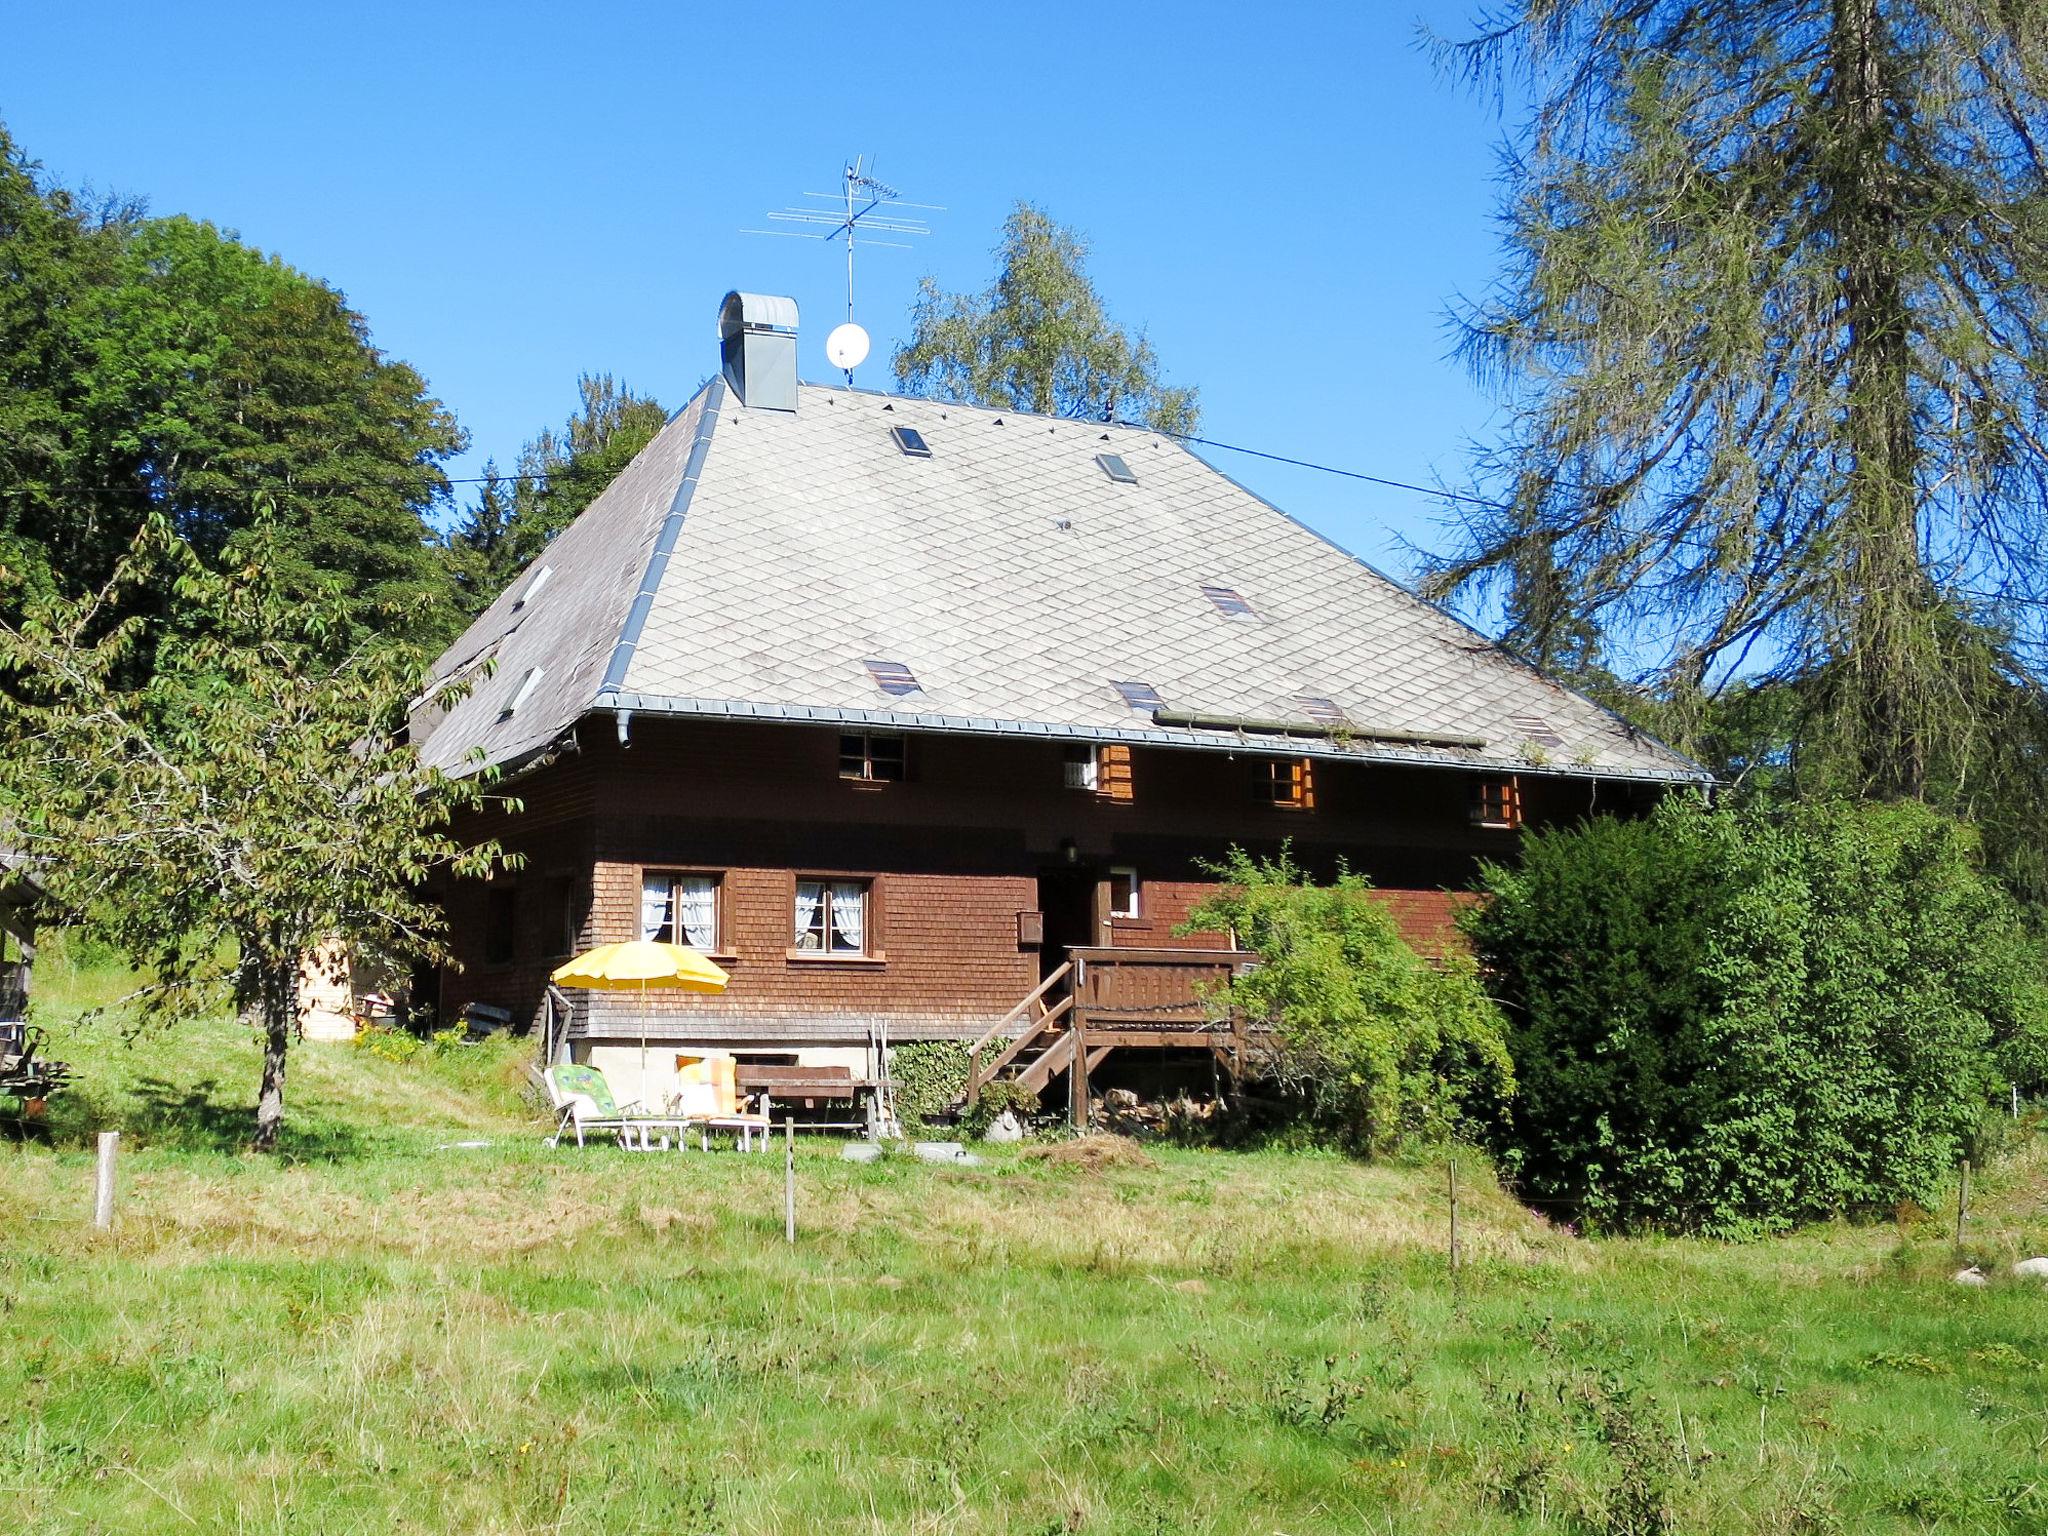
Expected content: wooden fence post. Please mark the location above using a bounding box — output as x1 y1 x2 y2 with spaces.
1955 1159 1970 1251
92 1130 119 1231
1448 1156 1461 1298
784 1118 795 1245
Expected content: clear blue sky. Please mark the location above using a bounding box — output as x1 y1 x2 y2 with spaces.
2 0 1516 583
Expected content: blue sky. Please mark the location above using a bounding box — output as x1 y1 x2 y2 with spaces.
2 1 1516 583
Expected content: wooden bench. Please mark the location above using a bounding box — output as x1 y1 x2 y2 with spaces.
735 1064 877 1130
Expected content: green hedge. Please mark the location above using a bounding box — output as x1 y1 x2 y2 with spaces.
1468 796 2048 1234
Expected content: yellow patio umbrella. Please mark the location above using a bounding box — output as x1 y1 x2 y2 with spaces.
550 941 729 1076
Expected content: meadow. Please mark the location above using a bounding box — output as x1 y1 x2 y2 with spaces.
6 933 2047 1534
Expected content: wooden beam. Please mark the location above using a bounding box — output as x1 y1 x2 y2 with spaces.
1013 1030 1076 1095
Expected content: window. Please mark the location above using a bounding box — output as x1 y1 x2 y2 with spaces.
642 871 720 949
1200 584 1257 619
863 658 922 696
1295 695 1347 726
1067 743 1134 800
1257 757 1316 810
1112 679 1163 712
794 879 869 955
544 876 579 958
1472 777 1524 830
484 884 517 965
1508 713 1567 749
890 425 932 458
500 666 544 718
840 732 906 782
1096 452 1138 484
1108 868 1140 919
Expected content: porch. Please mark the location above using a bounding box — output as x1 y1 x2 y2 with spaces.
963 945 1263 1129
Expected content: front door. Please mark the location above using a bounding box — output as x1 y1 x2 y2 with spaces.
1036 867 1100 981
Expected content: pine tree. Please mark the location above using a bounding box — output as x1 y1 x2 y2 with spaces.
1426 3 2048 803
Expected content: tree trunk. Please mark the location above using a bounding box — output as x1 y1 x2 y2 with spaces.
1829 0 1928 799
251 956 296 1153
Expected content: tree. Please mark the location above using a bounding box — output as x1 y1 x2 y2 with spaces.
894 203 1199 433
0 517 511 1150
445 373 665 617
0 123 463 641
1425 4 2048 804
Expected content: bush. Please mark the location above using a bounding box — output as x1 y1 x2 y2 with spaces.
1184 847 1514 1155
889 1040 970 1133
1468 796 2047 1234
961 1079 1039 1139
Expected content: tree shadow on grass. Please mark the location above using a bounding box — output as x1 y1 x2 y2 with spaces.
21 1075 376 1160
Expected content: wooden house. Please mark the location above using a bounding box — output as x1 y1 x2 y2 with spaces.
413 292 1706 1113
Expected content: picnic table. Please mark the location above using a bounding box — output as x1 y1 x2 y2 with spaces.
735 1064 879 1131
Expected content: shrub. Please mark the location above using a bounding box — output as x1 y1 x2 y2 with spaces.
1468 796 2045 1234
960 1079 1039 1139
889 1040 970 1133
1183 847 1514 1155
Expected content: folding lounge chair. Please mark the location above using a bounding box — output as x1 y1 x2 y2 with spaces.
671 1056 773 1151
542 1063 686 1150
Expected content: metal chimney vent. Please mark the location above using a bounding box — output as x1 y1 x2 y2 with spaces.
718 291 799 411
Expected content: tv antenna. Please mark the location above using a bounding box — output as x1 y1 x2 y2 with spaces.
743 156 941 383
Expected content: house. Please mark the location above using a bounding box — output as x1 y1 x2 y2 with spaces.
414 291 1707 1114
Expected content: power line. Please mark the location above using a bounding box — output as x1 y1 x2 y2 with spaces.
1141 425 1509 510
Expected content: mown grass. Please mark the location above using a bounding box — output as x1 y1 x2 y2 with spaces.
6 936 2048 1533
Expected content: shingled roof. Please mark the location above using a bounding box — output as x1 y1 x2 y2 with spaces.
415 374 1705 785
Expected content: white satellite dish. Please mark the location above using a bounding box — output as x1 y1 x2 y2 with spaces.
825 321 871 372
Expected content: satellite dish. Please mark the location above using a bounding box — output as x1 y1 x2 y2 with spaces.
825 322 871 372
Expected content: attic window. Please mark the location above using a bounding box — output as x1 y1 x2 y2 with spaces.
1201 584 1257 619
1473 776 1524 830
890 426 932 458
1256 757 1316 810
1096 453 1138 485
512 565 554 610
1295 695 1347 726
863 658 922 696
1112 680 1163 713
502 666 544 718
1509 713 1567 749
840 732 906 783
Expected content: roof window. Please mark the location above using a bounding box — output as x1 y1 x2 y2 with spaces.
501 666 544 718
1096 452 1138 485
890 426 932 458
1113 679 1163 712
1295 695 1346 725
1509 713 1566 748
512 565 553 610
863 658 922 696
1200 584 1258 619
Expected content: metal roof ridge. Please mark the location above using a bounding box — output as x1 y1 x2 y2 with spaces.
596 375 726 702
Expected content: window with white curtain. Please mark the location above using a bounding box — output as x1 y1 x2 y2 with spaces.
794 879 869 954
640 872 720 949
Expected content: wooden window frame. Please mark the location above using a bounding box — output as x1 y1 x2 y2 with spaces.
1255 757 1316 811
1108 867 1141 920
786 873 887 965
1471 776 1524 831
636 866 735 960
1063 743 1134 801
839 731 908 785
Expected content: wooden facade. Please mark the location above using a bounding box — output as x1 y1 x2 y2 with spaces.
434 714 1662 1060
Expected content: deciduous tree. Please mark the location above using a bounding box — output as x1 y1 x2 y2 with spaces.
894 203 1199 433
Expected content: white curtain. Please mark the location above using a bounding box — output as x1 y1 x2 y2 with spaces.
640 876 673 942
794 881 824 949
677 876 717 948
829 881 865 953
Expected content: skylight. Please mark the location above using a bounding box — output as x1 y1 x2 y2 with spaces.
1509 713 1567 748
890 426 932 458
1113 679 1164 712
1096 452 1138 485
512 565 553 610
1295 695 1347 725
1200 584 1257 619
863 658 922 696
502 666 544 718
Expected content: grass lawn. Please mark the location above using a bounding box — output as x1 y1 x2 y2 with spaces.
6 934 2048 1534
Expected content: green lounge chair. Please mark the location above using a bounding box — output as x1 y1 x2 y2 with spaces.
541 1063 687 1151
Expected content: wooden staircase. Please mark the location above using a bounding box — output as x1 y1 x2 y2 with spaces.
960 947 1263 1128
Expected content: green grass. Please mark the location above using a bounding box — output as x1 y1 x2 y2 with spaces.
6 938 2048 1533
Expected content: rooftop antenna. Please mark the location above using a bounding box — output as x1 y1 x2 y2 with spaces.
743 156 941 385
